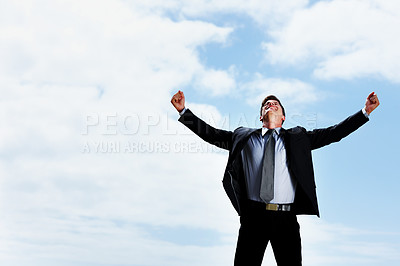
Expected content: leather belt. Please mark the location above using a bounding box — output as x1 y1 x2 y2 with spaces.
244 200 292 213
265 203 291 211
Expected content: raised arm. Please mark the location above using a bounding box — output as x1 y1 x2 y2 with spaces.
171 90 233 150
308 92 380 150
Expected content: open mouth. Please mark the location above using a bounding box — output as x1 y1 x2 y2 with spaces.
267 106 278 112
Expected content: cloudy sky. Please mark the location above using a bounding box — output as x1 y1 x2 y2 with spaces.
1 0 399 265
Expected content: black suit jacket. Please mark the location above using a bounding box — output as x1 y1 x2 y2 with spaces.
179 109 369 216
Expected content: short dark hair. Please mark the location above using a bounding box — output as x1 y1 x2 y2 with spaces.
260 95 286 117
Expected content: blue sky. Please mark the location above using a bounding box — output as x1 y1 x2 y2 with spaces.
0 0 399 265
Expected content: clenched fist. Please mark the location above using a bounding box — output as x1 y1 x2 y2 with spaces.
171 90 185 113
365 92 380 115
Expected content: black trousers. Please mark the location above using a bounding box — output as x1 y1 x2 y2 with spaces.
234 201 302 266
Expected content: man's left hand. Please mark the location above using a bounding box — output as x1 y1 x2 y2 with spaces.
365 92 380 115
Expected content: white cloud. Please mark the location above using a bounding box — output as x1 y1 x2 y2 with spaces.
298 216 400 265
0 0 234 99
263 0 400 82
194 67 237 96
241 74 320 108
132 0 308 26
0 0 238 264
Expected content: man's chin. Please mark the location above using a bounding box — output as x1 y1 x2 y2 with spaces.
263 112 281 121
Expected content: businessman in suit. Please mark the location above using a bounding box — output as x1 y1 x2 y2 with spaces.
171 90 380 266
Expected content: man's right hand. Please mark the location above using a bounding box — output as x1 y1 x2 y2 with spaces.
171 90 185 113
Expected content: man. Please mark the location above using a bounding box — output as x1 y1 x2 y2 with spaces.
171 90 380 265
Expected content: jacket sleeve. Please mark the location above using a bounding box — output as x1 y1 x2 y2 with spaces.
307 110 369 150
178 108 233 150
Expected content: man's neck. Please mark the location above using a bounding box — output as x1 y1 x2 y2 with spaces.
262 112 283 129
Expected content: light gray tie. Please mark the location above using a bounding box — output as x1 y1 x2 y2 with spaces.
260 129 275 203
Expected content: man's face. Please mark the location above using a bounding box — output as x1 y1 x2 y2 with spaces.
260 100 285 123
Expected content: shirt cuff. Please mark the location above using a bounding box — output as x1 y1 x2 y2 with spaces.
362 107 369 118
179 107 187 116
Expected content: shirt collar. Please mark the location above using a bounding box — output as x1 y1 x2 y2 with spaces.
261 127 282 137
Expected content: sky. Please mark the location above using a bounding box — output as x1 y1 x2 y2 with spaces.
0 0 399 265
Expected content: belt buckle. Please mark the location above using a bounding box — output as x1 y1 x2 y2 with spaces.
266 203 279 211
